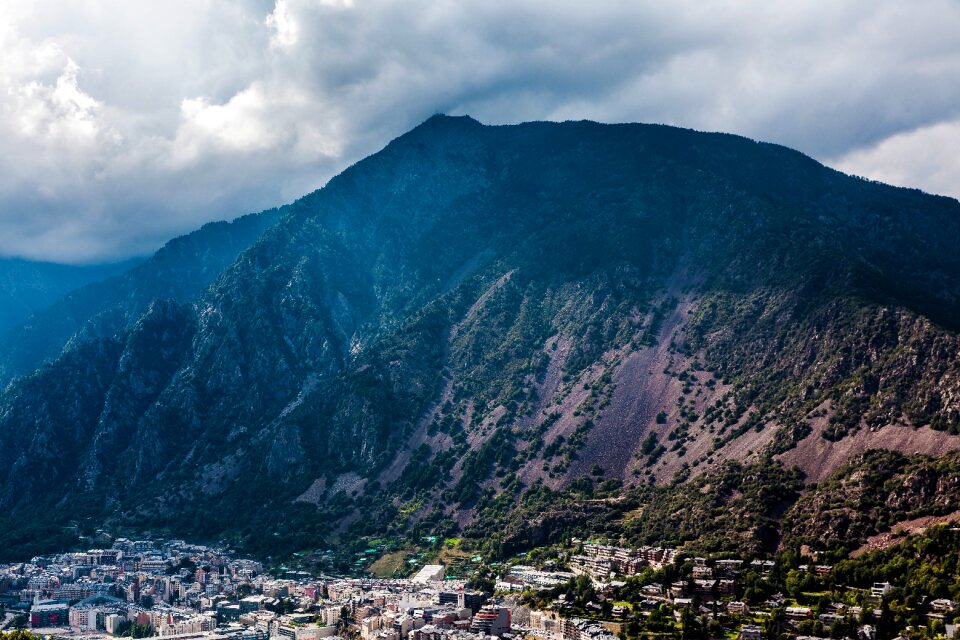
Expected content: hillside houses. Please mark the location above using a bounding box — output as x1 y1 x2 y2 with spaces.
567 545 678 581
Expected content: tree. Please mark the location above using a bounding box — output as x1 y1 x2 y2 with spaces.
763 607 785 640
785 570 803 599
0 631 41 640
680 608 705 640
877 600 896 640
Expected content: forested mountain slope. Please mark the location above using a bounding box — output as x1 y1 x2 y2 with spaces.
1 115 959 560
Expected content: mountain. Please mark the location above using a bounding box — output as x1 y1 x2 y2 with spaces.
0 257 140 335
0 209 284 386
2 114 960 562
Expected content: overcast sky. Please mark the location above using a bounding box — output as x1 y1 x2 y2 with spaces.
2 0 959 263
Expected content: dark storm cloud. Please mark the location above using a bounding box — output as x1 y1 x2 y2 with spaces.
1 0 958 262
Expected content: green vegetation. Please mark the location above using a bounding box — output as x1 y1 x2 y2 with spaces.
783 449 960 556
0 632 41 640
622 458 803 554
367 551 411 578
511 524 960 640
454 455 802 560
832 525 960 629
113 621 155 638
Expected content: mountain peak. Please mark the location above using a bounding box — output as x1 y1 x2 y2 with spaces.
422 112 481 125
409 113 484 135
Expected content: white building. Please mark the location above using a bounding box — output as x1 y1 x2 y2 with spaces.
412 566 445 583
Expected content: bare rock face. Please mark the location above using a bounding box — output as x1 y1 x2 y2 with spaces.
2 115 960 559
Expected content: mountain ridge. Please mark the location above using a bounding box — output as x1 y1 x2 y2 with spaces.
0 257 142 336
0 209 284 386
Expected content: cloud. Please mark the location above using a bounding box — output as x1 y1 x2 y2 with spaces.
266 0 299 49
832 120 960 199
176 85 289 157
0 0 958 262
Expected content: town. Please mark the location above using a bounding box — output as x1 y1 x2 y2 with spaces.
1 532 957 640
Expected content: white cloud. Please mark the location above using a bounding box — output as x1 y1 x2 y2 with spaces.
832 120 960 199
0 0 958 263
177 85 287 157
266 0 299 49
0 28 107 147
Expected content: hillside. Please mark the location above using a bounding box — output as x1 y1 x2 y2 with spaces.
1 115 959 561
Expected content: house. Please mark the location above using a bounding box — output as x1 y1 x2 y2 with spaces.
739 624 762 640
871 583 892 597
469 605 510 637
692 566 713 579
750 560 775 573
717 579 736 595
693 580 716 596
931 599 955 612
716 560 744 574
412 566 445 583
764 593 785 608
785 607 813 622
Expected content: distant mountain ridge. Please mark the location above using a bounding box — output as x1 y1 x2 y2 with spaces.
1 114 960 561
0 257 141 336
0 210 284 385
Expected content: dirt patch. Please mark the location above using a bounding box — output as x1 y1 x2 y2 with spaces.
680 417 777 482
563 291 763 485
198 452 243 495
294 476 327 504
779 422 960 483
559 296 695 484
849 510 960 557
330 471 366 495
512 335 612 489
297 472 366 504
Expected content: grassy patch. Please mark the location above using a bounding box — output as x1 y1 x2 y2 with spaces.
368 550 415 578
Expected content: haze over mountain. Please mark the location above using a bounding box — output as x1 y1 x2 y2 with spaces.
1 115 960 562
0 210 283 386
0 258 141 335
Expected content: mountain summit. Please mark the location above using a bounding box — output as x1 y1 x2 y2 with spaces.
2 116 960 560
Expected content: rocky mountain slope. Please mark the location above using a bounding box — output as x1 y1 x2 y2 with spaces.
1 115 960 561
